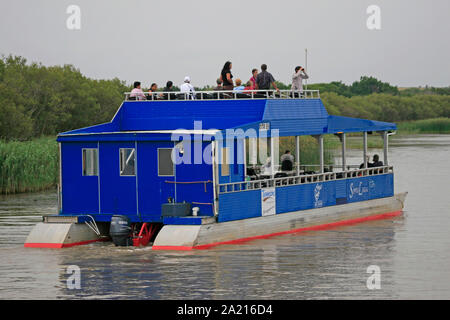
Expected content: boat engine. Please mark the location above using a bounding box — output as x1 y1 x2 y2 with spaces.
109 215 133 246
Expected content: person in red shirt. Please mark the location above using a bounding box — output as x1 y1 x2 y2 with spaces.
249 68 258 90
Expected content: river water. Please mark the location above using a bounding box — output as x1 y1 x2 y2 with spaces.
0 135 449 300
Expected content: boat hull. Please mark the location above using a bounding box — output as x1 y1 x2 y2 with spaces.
152 192 407 250
24 221 109 248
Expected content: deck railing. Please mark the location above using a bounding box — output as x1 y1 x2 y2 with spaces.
124 89 320 101
218 166 393 194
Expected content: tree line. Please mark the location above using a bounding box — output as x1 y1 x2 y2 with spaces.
0 55 449 141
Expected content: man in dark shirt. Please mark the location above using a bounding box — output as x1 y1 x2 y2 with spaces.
255 64 280 93
371 154 383 167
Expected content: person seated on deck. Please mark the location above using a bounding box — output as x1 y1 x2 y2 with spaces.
214 78 223 91
244 81 254 93
262 157 273 176
148 83 162 100
129 81 146 100
163 81 176 100
359 156 371 169
233 79 245 92
371 154 383 167
255 64 280 95
180 76 196 100
280 150 294 171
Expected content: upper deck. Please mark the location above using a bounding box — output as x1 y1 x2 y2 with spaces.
58 89 396 141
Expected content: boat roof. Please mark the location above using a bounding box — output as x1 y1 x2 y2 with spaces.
57 90 396 142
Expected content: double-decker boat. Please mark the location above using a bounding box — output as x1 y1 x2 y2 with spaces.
24 89 407 249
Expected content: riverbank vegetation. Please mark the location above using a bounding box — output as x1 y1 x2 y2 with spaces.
0 137 58 194
0 55 448 194
396 118 450 134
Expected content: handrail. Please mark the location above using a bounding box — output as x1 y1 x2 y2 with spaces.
218 165 393 194
124 89 320 101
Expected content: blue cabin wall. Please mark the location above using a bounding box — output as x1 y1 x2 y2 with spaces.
61 142 100 215
136 141 175 222
61 139 215 221
174 141 214 216
99 141 138 217
218 173 394 222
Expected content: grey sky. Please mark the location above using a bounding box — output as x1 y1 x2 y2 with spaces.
1 0 449 87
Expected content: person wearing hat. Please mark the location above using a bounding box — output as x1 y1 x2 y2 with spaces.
180 76 195 100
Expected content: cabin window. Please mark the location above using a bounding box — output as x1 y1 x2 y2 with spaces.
119 148 136 176
158 148 174 176
82 148 98 176
221 147 230 176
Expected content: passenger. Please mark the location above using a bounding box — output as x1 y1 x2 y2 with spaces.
180 76 196 100
163 81 176 100
262 157 273 175
371 154 383 167
148 83 160 100
220 61 234 91
280 150 294 171
244 81 254 92
292 66 309 95
359 156 371 169
233 79 245 92
129 81 146 101
214 78 223 91
255 64 280 93
249 68 258 90
164 81 174 91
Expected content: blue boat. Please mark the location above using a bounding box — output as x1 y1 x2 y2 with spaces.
24 90 407 249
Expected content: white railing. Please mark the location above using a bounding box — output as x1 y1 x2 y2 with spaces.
218 165 393 194
124 89 320 101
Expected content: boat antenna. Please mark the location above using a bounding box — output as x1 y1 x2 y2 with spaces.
305 48 308 90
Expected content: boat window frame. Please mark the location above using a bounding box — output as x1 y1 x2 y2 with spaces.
82 148 99 176
157 148 175 177
221 147 230 177
119 148 136 176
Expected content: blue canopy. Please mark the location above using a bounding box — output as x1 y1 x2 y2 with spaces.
58 99 396 141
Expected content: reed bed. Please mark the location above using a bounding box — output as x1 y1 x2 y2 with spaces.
397 118 450 134
0 137 58 194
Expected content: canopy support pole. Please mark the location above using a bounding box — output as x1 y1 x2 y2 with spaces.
319 135 324 173
383 131 389 166
363 131 368 168
341 133 346 171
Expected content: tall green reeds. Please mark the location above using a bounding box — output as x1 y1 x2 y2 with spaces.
397 118 450 134
0 137 58 194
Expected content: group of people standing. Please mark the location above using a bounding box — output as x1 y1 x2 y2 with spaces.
129 61 310 100
216 61 309 94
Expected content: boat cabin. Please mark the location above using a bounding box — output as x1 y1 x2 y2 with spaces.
56 90 396 225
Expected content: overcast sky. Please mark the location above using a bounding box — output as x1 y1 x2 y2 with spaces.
1 0 449 87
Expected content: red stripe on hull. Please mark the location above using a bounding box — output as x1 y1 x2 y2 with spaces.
152 210 403 251
24 239 103 249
